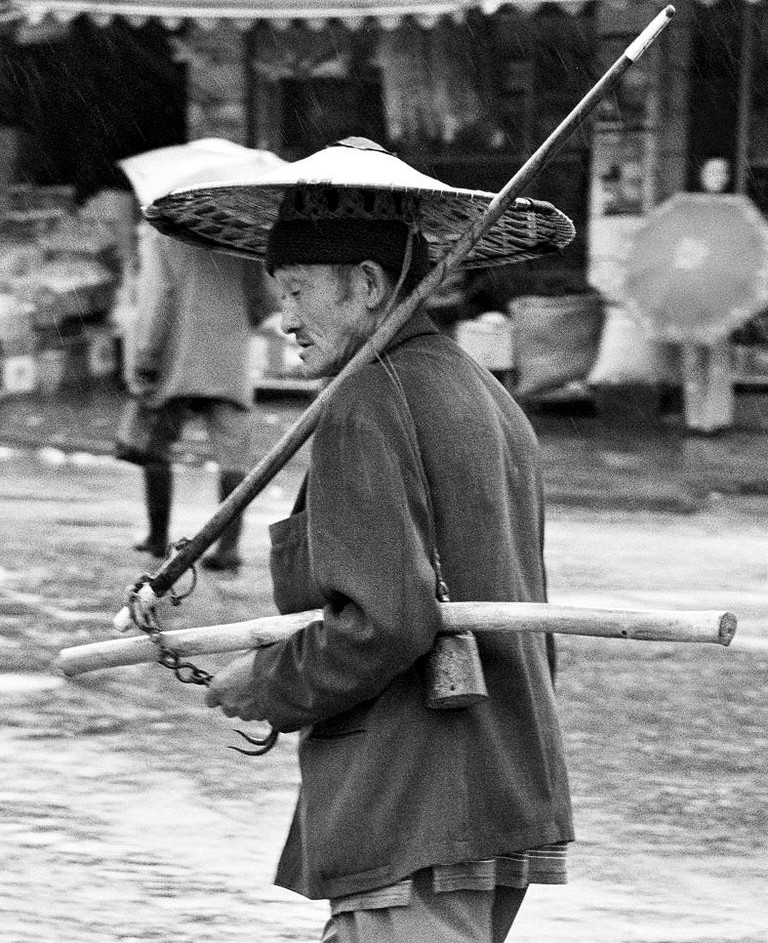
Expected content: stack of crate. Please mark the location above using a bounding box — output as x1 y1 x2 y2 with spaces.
0 294 36 396
0 184 121 394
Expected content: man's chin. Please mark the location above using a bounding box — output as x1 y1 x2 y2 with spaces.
298 359 330 381
299 353 340 380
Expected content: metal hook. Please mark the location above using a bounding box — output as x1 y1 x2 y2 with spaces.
229 726 279 756
166 537 198 606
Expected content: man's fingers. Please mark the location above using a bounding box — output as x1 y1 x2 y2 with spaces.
205 684 249 719
204 686 222 709
203 655 260 719
206 694 239 717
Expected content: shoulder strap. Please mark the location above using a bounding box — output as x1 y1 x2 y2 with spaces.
377 354 451 603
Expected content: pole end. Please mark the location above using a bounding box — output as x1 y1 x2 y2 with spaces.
113 605 134 634
718 612 738 646
625 5 676 62
51 653 73 678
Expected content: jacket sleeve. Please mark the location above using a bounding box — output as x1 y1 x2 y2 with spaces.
250 402 443 733
131 227 175 378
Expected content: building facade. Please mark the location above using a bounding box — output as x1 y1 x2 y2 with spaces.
1 0 766 321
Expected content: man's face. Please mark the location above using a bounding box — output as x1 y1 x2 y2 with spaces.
274 264 376 378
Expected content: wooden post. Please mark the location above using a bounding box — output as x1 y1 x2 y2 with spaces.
243 25 258 149
735 2 754 197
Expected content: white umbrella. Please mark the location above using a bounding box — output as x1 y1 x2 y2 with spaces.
119 138 286 207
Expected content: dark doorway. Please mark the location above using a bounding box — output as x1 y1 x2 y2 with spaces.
6 16 186 201
280 77 386 156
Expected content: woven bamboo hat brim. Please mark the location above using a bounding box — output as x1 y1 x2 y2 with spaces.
144 138 575 269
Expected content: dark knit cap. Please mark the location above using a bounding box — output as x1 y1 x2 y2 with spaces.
265 185 430 285
266 218 430 280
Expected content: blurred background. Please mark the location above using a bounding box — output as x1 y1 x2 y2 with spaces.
0 2 766 942
1 0 768 412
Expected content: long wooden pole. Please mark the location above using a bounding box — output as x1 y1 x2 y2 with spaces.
116 6 676 626
65 601 734 677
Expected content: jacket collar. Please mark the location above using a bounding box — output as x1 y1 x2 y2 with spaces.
384 308 440 354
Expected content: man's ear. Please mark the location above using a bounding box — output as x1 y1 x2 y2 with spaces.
357 260 391 310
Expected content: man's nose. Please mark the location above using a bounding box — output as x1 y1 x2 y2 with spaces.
280 306 300 335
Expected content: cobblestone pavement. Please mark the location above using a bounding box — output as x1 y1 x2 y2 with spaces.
0 387 766 942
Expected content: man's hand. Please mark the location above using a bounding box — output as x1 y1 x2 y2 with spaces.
205 652 265 721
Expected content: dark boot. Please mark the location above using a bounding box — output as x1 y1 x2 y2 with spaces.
133 463 172 558
201 470 245 572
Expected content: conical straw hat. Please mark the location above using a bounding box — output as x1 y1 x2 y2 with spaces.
145 138 575 269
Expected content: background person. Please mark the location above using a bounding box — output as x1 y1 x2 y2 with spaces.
116 222 275 571
677 156 735 433
114 139 285 571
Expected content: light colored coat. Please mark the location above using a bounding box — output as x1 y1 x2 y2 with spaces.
131 224 254 409
254 312 573 901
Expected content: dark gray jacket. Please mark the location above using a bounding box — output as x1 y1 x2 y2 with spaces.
253 312 573 900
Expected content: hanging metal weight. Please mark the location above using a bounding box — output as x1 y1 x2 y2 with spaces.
424 551 488 710
425 632 489 709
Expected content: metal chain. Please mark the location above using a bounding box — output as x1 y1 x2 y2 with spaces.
126 541 212 687
126 545 279 754
127 579 213 686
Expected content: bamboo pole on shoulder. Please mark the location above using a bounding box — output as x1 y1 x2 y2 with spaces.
115 6 677 628
60 602 735 679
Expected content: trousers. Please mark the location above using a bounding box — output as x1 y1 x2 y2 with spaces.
320 871 527 943
115 396 250 472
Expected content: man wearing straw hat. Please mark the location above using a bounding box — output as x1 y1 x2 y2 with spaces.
149 137 575 942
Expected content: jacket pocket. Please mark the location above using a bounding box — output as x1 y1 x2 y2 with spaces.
269 510 324 613
306 699 375 741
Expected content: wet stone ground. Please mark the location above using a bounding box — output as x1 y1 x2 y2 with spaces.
1 673 327 943
0 448 766 943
